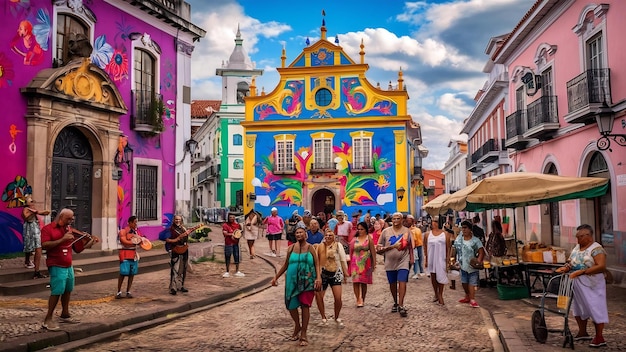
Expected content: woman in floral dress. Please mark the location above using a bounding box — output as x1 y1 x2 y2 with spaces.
350 221 377 307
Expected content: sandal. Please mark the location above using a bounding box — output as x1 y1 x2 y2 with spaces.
391 304 399 313
299 338 308 346
399 306 408 317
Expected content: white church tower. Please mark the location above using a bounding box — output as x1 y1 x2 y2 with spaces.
214 26 263 212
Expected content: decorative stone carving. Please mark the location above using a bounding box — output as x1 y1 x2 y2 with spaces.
54 58 115 106
176 39 195 56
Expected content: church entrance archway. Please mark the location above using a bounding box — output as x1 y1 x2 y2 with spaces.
51 126 93 234
311 188 335 218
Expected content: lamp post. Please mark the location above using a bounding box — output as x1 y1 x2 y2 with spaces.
185 138 198 158
397 186 406 201
596 114 626 152
114 144 134 172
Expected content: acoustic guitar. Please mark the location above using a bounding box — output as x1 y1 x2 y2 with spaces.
168 223 207 254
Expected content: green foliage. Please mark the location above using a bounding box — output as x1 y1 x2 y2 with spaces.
149 95 165 133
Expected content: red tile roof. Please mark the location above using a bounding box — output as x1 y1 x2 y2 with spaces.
191 100 221 118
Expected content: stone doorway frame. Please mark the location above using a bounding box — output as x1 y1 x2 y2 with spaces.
21 59 127 250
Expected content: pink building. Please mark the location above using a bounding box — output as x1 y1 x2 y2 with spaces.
464 0 625 282
0 1 205 253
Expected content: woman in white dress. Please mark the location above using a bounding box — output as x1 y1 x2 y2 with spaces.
424 215 451 306
243 210 262 259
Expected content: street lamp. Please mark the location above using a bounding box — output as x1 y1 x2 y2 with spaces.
185 138 198 159
596 114 626 152
114 144 134 172
397 187 406 201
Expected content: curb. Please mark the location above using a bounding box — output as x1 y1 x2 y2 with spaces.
1 256 278 352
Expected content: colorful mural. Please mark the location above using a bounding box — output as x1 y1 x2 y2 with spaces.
0 0 200 253
251 129 396 218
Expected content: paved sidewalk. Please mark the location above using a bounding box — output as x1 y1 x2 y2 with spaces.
1 224 624 351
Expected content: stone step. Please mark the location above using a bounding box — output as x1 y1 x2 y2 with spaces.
0 250 171 296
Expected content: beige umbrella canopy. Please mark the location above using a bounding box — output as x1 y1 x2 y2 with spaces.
443 172 609 212
422 193 452 216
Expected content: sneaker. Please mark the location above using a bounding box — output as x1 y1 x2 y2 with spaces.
222 272 231 278
589 337 607 347
126 292 133 298
25 263 35 269
470 301 480 308
411 274 419 279
391 304 399 313
458 297 471 303
170 289 177 295
335 318 344 327
574 335 592 341
234 271 245 277
59 316 80 324
180 287 188 293
271 250 277 257
42 321 60 330
115 292 123 299
419 273 427 277
33 271 48 279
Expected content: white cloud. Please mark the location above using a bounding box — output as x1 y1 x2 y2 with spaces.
413 111 465 169
438 93 474 120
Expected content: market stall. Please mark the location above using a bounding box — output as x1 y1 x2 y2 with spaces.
423 172 609 299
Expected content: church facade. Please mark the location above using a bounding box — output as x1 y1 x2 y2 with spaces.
243 22 420 219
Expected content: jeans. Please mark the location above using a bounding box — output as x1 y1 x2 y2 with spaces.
413 246 424 275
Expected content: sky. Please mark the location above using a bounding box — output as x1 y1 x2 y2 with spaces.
185 0 533 169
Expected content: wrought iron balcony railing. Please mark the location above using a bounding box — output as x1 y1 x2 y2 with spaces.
131 90 164 134
505 110 527 140
566 68 611 113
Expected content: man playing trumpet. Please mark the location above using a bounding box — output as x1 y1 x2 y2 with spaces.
117 216 144 299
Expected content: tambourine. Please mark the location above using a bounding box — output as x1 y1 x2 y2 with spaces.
131 236 142 245
140 238 152 251
232 229 243 239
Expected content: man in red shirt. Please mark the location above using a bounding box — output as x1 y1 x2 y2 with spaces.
222 213 244 278
41 208 95 330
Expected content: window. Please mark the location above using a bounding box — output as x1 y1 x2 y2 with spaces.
315 88 332 107
587 34 603 70
311 132 335 170
56 14 88 66
136 164 158 221
237 82 249 104
351 131 373 170
429 179 436 187
134 48 155 93
233 134 242 146
274 135 295 173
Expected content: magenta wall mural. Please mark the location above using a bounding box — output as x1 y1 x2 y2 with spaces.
0 0 181 253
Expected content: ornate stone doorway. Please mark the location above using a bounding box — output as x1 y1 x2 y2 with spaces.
51 126 93 234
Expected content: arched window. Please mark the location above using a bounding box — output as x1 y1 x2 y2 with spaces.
237 82 249 104
56 14 88 66
233 134 242 146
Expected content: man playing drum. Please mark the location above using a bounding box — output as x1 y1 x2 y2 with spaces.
222 213 244 278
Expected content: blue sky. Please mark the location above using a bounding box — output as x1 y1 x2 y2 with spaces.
186 0 532 169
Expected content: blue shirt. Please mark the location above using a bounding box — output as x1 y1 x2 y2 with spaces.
453 234 483 273
306 229 324 244
326 218 339 231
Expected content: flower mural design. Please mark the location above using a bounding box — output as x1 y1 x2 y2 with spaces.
90 35 114 69
106 48 129 81
0 53 15 88
255 151 303 206
333 142 391 207
0 211 24 254
1 175 33 208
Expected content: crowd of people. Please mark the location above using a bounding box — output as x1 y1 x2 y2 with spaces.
17 202 610 348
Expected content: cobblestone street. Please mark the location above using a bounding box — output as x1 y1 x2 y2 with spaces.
82 265 499 352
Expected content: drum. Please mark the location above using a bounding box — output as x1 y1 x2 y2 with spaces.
140 238 152 251
232 229 243 239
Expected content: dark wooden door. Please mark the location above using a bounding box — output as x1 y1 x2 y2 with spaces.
51 127 93 234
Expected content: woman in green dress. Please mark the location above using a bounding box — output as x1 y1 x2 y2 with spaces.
271 225 322 347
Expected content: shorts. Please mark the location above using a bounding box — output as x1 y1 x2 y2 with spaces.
461 270 479 286
267 233 282 241
48 266 75 295
321 269 342 290
224 244 240 264
120 260 138 276
386 269 409 284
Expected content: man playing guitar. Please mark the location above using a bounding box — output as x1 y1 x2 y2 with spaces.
167 215 191 295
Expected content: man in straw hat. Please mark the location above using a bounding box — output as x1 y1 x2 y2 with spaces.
222 213 244 278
